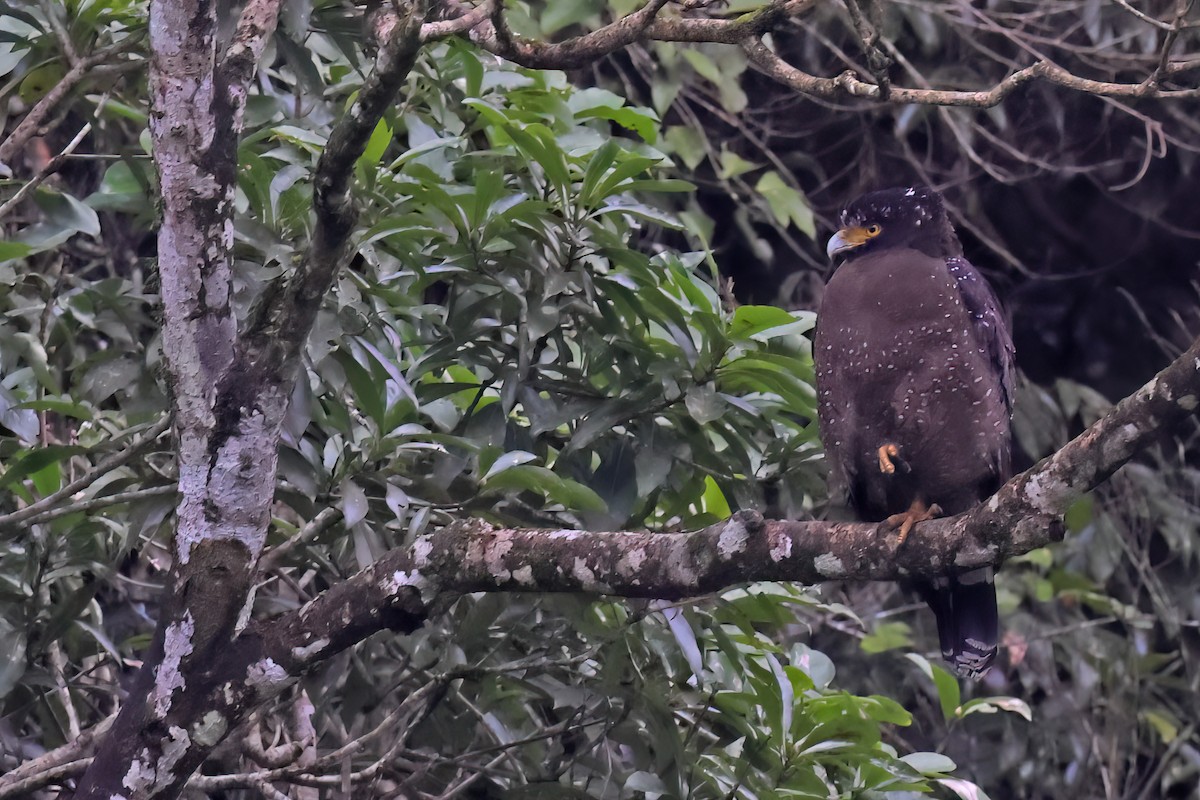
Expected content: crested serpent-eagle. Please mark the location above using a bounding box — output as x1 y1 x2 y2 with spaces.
815 186 1015 678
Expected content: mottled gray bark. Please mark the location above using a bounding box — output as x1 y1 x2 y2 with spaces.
70 1 425 797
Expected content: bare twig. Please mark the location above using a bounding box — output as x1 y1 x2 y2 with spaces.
422 0 494 40
0 758 93 797
842 0 892 97
0 416 171 534
0 714 113 797
41 0 78 65
450 0 1200 107
259 506 343 573
14 484 178 526
0 40 138 170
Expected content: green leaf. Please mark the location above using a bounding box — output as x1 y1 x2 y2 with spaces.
482 450 538 480
681 49 722 85
341 478 369 528
729 305 798 340
334 349 386 426
906 654 962 720
36 579 100 650
586 154 661 205
938 778 993 800
754 171 815 237
0 384 38 440
1142 709 1180 742
862 694 914 725
28 453 60 496
718 146 759 179
624 771 668 799
576 104 660 143
551 477 608 513
271 124 328 150
0 615 26 700
664 125 707 171
540 0 603 35
358 118 393 168
580 139 622 208
0 445 86 491
959 696 1033 721
0 241 34 260
701 475 731 518
1064 494 1094 532
35 188 101 237
901 752 957 775
87 161 149 213
484 465 607 513
859 621 912 654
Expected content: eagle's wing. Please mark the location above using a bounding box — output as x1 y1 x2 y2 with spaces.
947 256 1015 417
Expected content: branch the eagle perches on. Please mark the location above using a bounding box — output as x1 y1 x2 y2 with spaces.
277 331 1200 643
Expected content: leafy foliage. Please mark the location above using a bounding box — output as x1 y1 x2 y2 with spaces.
0 1 1197 798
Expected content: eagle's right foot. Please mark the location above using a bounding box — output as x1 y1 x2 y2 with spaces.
877 443 904 475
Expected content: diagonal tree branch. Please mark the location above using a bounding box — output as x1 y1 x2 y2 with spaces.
241 2 425 367
0 39 139 170
0 416 170 534
256 332 1199 658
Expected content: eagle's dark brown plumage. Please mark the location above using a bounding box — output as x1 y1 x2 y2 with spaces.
815 186 1015 678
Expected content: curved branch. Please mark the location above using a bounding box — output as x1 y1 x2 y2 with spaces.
466 0 814 60
742 41 1200 106
453 0 1200 107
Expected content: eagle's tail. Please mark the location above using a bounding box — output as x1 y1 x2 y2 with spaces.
921 567 998 679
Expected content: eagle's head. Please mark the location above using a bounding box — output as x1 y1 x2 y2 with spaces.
826 186 962 262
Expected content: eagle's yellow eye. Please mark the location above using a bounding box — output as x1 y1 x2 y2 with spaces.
865 224 881 236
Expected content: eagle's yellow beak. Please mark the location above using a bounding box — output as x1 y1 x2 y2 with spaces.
826 227 872 259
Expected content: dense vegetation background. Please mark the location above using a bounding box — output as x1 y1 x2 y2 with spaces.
0 0 1197 797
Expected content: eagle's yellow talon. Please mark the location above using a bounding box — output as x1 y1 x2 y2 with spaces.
877 443 900 474
884 499 942 547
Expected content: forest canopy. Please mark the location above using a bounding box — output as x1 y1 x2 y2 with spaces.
0 1 1198 798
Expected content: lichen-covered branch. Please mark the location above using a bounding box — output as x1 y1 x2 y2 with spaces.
257 332 1200 651
217 332 1200 708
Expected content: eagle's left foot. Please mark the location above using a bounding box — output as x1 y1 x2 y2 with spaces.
884 499 943 546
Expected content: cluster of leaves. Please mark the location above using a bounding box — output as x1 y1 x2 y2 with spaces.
0 0 167 722
249 36 823 557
